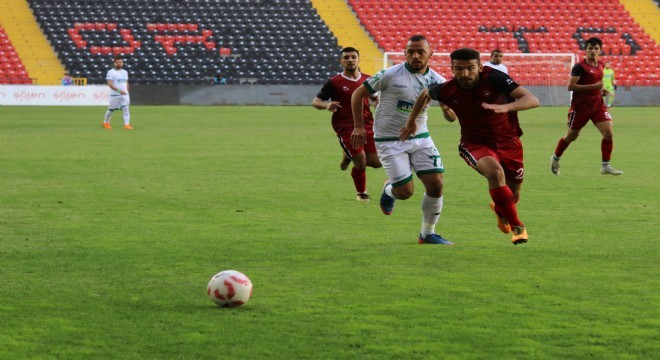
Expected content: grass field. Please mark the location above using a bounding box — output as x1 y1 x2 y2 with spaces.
0 105 658 359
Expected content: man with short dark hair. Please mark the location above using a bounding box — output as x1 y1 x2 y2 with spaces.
351 35 453 245
484 49 508 74
550 37 623 176
312 47 381 201
61 72 73 86
404 47 540 245
103 57 133 130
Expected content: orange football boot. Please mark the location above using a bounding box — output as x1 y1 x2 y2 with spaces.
511 226 528 245
489 202 511 234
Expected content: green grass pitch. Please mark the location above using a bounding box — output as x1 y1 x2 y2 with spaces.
0 105 658 359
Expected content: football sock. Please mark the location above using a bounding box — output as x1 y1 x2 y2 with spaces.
489 186 523 228
421 193 443 237
384 183 397 199
351 167 366 194
554 138 569 158
122 107 131 125
104 110 112 123
601 138 613 163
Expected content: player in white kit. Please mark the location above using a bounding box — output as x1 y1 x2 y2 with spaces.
483 49 508 74
350 35 456 245
103 57 133 130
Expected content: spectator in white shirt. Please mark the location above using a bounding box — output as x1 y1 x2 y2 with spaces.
484 49 508 74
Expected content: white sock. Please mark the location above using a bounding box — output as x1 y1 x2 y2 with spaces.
421 193 443 237
122 107 131 125
384 183 397 199
104 110 112 123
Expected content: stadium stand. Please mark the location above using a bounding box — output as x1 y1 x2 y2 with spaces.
309 0 383 76
348 0 660 86
26 0 342 85
620 0 660 44
6 0 658 87
0 26 32 84
0 0 64 85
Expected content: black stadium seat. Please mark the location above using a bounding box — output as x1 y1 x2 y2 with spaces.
27 0 341 85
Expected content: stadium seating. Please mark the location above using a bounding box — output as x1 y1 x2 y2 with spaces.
348 0 660 86
0 27 33 84
26 0 342 85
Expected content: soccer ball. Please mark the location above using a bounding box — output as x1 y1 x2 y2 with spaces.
207 270 253 307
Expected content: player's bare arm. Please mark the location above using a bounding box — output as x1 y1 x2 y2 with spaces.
399 89 432 140
369 94 379 108
311 97 341 112
481 86 540 113
107 80 126 95
568 75 602 92
350 85 370 148
440 103 458 122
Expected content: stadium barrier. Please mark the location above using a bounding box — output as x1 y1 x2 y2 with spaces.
1 85 658 106
0 85 107 105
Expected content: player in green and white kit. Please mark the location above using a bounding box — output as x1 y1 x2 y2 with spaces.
103 57 133 130
602 61 616 107
350 35 456 245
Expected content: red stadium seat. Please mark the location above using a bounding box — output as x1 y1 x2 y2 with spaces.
348 0 659 86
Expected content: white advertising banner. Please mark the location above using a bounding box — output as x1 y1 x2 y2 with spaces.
0 85 109 106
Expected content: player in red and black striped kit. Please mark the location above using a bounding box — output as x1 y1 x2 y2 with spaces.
402 48 540 245
312 47 381 201
551 37 623 176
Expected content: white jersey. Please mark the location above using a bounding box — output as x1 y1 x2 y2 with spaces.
106 68 129 96
363 63 446 139
484 62 508 74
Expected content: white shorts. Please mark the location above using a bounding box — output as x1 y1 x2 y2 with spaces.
108 95 130 110
376 136 444 187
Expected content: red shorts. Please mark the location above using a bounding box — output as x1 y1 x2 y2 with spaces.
458 140 524 183
567 105 612 130
338 129 376 159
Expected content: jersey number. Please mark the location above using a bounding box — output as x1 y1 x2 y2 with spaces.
429 155 442 168
514 168 524 180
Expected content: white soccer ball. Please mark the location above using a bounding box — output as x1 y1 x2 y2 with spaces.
207 270 253 307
